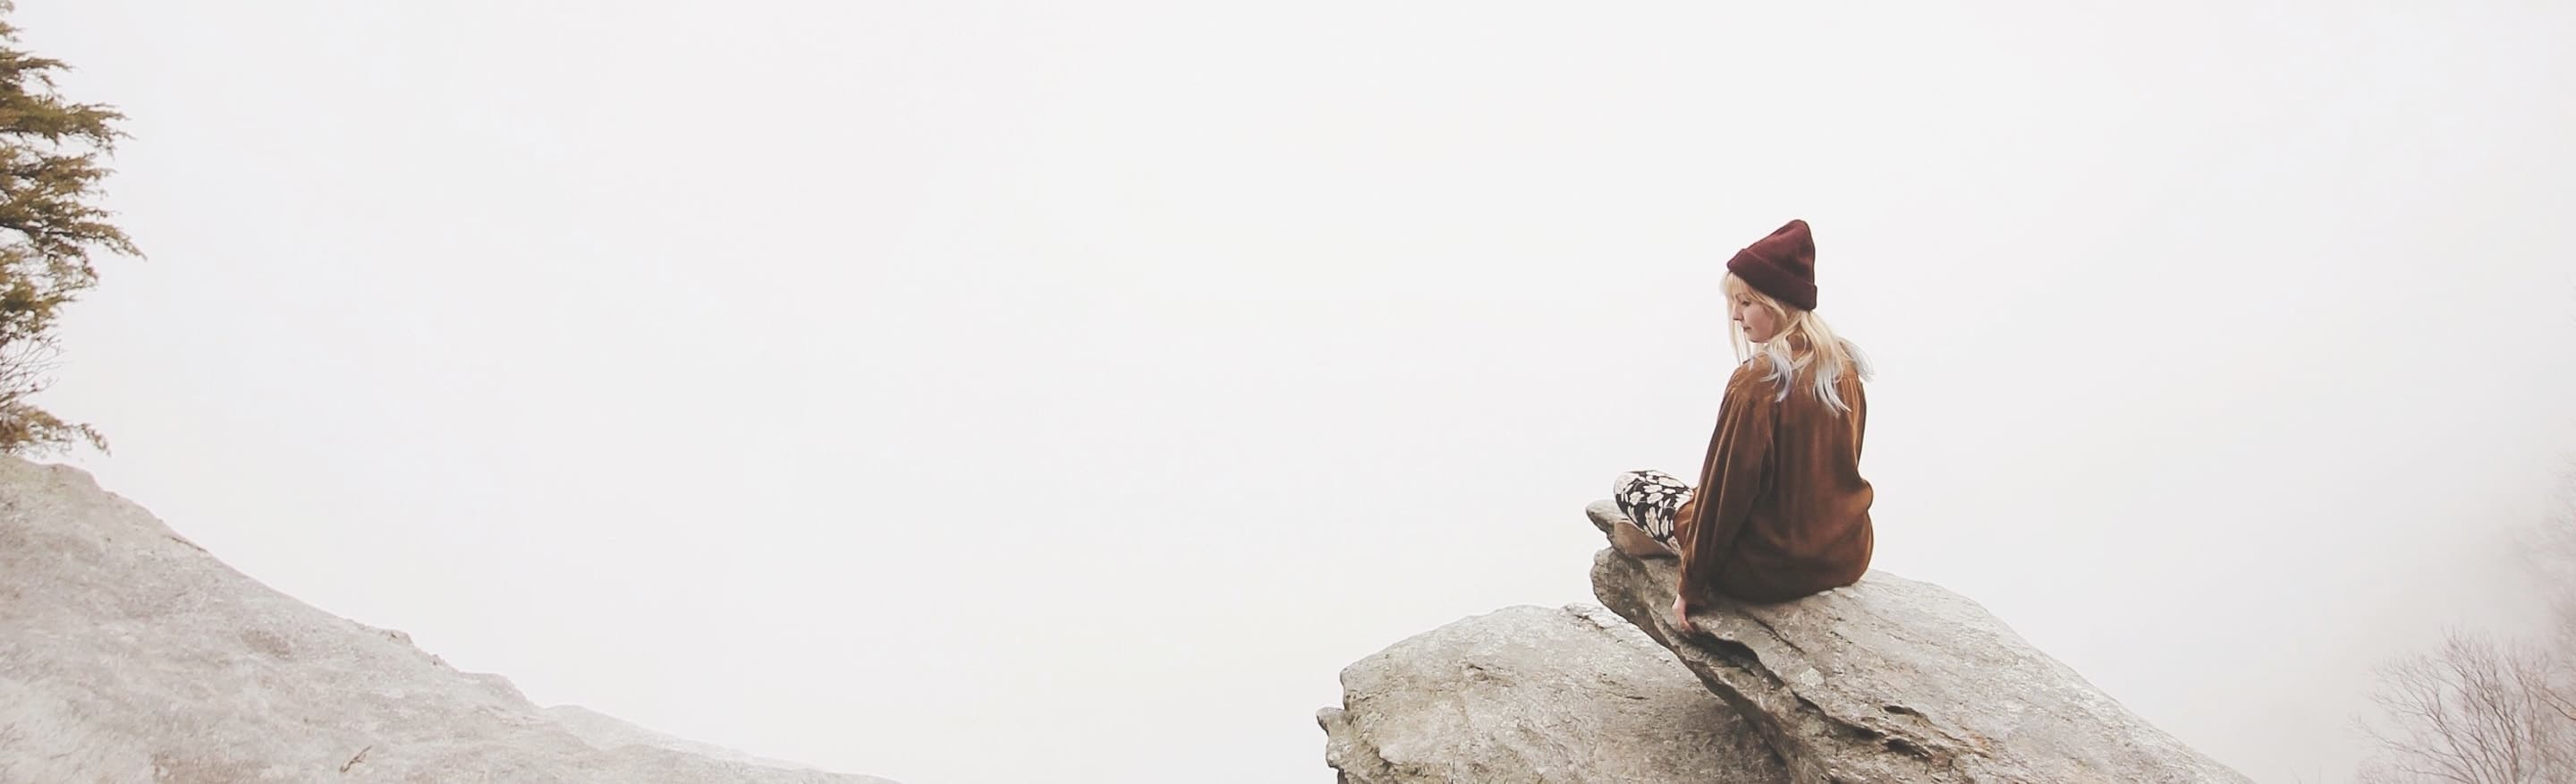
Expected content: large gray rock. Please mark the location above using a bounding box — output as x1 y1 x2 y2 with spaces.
0 457 894 784
1585 499 2251 784
1318 603 1790 783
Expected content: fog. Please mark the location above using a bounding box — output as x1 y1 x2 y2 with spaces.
23 2 2576 781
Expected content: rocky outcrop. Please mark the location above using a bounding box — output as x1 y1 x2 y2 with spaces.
1585 499 2252 784
1318 604 1790 784
0 457 893 784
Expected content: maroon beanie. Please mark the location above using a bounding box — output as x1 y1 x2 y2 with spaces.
1725 219 1818 311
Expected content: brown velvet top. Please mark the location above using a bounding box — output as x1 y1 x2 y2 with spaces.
1674 356 1875 604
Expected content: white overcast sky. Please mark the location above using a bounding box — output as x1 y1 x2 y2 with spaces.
21 2 2576 782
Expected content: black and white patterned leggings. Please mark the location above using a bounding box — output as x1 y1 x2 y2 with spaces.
1612 469 1693 550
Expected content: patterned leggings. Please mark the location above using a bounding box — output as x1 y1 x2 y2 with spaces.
1611 469 1693 550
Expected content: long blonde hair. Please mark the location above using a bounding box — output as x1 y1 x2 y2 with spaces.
1724 273 1872 414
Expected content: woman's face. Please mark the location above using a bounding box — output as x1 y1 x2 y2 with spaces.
1733 291 1784 343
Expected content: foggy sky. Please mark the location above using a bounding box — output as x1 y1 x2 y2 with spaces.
21 2 2576 782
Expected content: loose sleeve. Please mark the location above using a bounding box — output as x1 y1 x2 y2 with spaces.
1851 379 1868 458
1677 372 1775 601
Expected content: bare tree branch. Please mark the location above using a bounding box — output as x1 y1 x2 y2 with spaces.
2358 628 2576 783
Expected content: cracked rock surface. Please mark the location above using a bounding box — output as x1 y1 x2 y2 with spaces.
1318 604 1791 783
1586 499 2252 784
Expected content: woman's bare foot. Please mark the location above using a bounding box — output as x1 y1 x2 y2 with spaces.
1610 518 1678 558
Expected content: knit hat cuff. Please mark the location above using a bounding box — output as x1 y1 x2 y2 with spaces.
1727 250 1818 311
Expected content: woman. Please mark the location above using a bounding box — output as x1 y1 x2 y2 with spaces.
1609 219 1875 631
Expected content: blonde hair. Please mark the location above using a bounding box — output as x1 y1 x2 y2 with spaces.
1724 273 1873 414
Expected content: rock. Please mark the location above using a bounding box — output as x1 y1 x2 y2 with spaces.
1318 603 1791 783
1584 499 2252 784
0 457 894 784
544 705 826 772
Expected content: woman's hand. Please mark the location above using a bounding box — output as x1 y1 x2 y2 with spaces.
1671 594 1696 634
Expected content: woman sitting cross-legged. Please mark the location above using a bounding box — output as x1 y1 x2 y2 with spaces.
1610 218 1875 633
